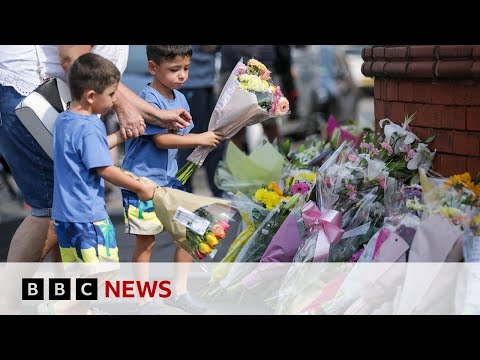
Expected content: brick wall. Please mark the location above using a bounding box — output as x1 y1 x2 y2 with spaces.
363 45 480 177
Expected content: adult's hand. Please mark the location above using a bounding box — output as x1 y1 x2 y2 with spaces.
156 108 192 129
117 82 192 131
113 86 146 139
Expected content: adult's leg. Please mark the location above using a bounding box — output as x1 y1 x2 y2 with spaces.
0 86 55 262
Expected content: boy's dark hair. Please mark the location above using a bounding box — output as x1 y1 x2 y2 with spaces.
69 53 121 101
146 45 193 64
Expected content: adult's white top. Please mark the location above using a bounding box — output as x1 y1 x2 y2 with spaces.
0 45 129 96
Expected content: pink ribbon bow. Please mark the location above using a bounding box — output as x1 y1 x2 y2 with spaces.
301 201 345 262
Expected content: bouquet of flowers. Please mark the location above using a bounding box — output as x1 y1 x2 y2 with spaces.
177 58 290 184
151 186 236 262
358 114 436 184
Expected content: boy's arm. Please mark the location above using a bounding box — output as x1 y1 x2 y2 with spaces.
96 166 157 202
153 131 224 150
107 130 125 150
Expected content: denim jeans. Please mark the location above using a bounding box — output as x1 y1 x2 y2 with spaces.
0 85 53 216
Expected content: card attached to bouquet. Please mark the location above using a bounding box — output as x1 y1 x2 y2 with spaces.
173 206 210 235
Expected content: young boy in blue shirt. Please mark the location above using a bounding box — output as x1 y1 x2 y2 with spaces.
48 53 157 315
122 45 223 314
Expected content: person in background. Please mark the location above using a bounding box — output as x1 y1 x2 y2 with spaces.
177 45 224 197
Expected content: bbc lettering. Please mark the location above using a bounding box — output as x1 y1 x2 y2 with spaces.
22 278 98 300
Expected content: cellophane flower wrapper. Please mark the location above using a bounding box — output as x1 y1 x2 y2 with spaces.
314 142 385 261
285 134 333 168
238 201 315 292
208 192 270 286
214 140 286 197
177 58 290 184
216 194 303 292
281 164 317 199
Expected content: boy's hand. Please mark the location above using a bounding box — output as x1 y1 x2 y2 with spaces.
137 182 158 202
197 131 224 147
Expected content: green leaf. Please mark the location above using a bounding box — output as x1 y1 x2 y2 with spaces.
422 135 436 143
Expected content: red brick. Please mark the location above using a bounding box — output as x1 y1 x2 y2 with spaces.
470 83 480 105
473 46 480 59
440 106 466 130
410 125 435 141
437 45 473 59
406 61 436 78
374 79 381 100
362 47 373 60
404 103 421 122
453 84 474 105
467 107 480 130
374 99 385 121
430 129 454 153
420 104 444 128
431 81 454 105
409 46 436 59
389 102 405 123
467 157 480 176
471 61 480 78
386 80 399 101
371 61 387 77
453 131 480 156
398 81 414 102
384 61 408 77
435 60 473 78
385 47 408 60
433 153 467 176
380 79 387 100
362 61 373 77
413 82 432 103
372 47 386 59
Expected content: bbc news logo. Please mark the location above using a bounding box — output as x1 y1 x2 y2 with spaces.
22 278 98 300
22 279 171 300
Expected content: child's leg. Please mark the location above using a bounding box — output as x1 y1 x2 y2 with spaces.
133 235 156 263
45 218 119 315
173 246 193 295
133 235 156 307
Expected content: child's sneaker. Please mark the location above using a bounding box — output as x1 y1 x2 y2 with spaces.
133 300 165 315
164 292 207 314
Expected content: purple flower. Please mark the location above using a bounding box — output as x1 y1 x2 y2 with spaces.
401 185 423 202
348 248 364 262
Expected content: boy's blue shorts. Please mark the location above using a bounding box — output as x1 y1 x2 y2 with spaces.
54 218 119 263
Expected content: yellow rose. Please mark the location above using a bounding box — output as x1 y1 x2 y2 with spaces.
206 232 219 248
198 242 213 254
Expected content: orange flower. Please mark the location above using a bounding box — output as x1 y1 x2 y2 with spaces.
211 224 226 239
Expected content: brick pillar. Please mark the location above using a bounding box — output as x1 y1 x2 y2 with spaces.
362 45 480 177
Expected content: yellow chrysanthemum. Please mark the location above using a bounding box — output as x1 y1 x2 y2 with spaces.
445 172 473 189
237 74 269 92
268 182 283 196
253 188 283 210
